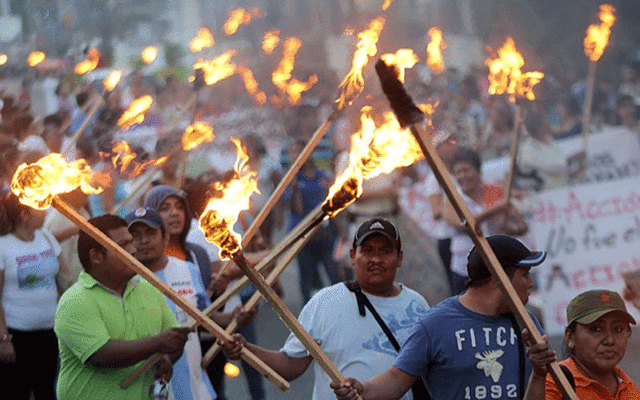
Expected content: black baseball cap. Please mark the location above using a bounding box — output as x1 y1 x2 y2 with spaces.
125 207 165 230
467 235 546 281
353 218 401 251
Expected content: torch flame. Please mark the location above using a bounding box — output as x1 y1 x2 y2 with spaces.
323 107 423 215
237 66 267 104
485 37 544 102
190 27 215 53
382 0 394 10
27 51 45 67
117 95 153 131
199 138 260 260
335 16 386 111
262 29 280 54
74 48 101 75
10 153 103 210
141 46 158 64
100 141 167 178
223 7 262 35
182 121 215 151
0 54 7 65
193 50 238 86
380 48 419 83
271 38 317 105
103 70 122 92
584 4 616 62
426 27 446 74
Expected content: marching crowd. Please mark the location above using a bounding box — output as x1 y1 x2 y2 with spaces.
0 33 640 400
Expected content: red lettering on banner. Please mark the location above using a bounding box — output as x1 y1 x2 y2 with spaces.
573 270 586 289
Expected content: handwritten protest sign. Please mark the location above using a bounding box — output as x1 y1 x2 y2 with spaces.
530 177 640 335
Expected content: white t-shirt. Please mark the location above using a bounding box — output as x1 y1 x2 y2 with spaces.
281 283 430 400
155 257 216 400
423 173 456 239
0 230 61 330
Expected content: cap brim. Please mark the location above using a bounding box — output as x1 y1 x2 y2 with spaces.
515 251 546 268
355 231 396 247
127 219 160 230
575 309 637 325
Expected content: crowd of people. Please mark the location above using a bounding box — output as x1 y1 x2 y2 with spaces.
0 17 639 399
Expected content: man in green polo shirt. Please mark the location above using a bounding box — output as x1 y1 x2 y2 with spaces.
54 215 192 399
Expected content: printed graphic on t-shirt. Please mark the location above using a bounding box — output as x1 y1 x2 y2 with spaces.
362 300 429 356
16 249 57 290
475 349 504 383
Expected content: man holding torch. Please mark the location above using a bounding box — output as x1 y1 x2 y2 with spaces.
54 214 192 399
332 235 546 400
219 218 429 400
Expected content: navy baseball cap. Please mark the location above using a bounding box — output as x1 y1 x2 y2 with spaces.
467 235 546 281
353 218 401 251
125 207 165 230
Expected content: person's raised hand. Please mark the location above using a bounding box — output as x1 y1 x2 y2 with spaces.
217 332 246 360
330 377 364 400
233 305 256 327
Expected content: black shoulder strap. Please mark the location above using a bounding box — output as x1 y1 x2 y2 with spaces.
507 314 525 400
344 281 401 352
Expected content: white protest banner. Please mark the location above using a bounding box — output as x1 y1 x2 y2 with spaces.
530 177 640 335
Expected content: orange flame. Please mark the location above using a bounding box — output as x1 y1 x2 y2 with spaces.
0 54 7 65
74 48 101 75
270 37 317 105
103 70 122 92
382 0 394 10
262 29 280 54
193 50 238 86
485 37 544 102
335 17 386 111
426 27 446 74
182 121 215 151
272 37 302 91
27 51 45 67
323 107 423 215
10 153 103 210
223 7 262 35
190 27 215 53
224 362 240 377
584 4 616 62
199 138 260 260
141 46 158 64
237 66 267 104
101 141 167 178
380 48 419 83
117 95 153 130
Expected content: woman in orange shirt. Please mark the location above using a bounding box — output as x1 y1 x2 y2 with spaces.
525 289 639 400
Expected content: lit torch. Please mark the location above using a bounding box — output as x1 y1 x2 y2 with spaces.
141 46 158 64
193 50 238 86
9 154 289 392
374 58 578 400
581 4 616 171
198 139 361 396
60 70 124 156
111 121 215 215
426 27 446 74
223 7 262 36
238 65 267 104
262 29 280 54
271 37 317 105
212 16 387 284
380 48 419 83
0 54 7 66
117 95 153 131
75 48 101 75
27 51 45 67
485 37 544 201
190 27 215 53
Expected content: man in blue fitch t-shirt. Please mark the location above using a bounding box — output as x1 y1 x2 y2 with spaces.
332 235 547 400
